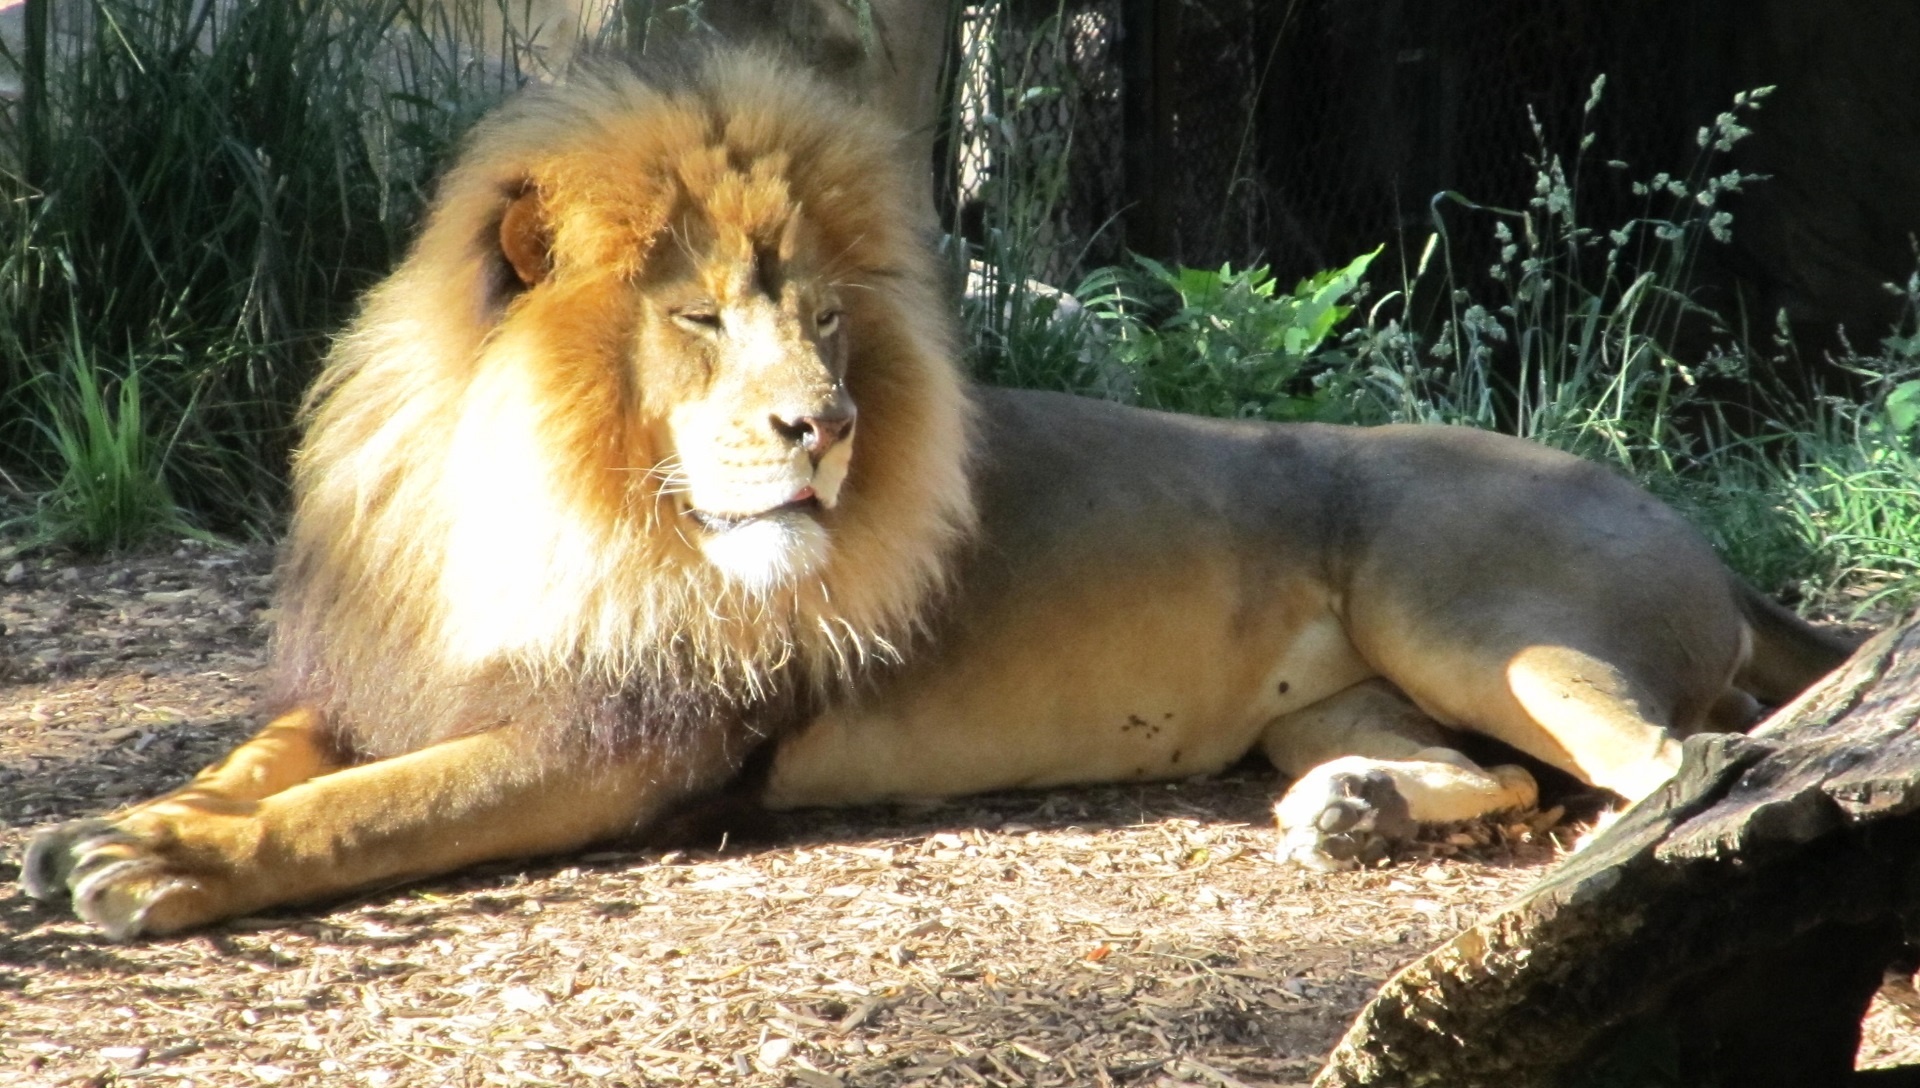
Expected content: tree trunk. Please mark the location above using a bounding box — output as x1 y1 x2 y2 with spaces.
1316 615 1920 1088
633 0 956 233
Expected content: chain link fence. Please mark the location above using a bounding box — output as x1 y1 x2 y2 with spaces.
950 0 1717 288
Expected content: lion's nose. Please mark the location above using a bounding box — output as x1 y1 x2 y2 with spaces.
772 408 856 460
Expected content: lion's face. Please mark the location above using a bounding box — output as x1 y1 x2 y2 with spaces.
492 144 879 594
635 216 856 591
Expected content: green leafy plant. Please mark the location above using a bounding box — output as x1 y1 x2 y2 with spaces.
1093 250 1378 421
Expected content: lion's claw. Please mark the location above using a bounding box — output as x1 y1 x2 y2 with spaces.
20 818 211 939
1274 766 1417 872
74 858 201 941
20 817 115 901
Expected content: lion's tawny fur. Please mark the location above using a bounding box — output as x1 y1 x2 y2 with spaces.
274 52 977 759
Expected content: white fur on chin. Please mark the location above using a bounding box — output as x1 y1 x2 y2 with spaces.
698 512 831 594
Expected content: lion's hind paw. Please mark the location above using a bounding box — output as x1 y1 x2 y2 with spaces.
1272 762 1418 872
20 819 209 940
1273 752 1540 872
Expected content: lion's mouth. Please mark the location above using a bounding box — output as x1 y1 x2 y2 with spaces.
686 487 822 533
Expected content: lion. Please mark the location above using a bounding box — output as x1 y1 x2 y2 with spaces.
22 50 1854 939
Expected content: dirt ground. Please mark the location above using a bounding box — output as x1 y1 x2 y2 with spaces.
2 542 1916 1088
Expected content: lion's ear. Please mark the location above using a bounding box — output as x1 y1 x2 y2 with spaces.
498 186 551 288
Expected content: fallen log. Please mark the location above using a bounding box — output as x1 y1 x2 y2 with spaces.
1317 614 1920 1088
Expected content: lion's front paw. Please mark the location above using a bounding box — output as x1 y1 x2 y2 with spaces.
21 816 229 940
1272 762 1417 872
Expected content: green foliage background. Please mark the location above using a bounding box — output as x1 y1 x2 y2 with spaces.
1 0 527 533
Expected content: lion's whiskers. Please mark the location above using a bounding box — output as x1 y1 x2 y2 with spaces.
613 456 692 495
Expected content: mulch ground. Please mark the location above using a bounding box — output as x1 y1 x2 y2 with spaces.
2 542 1915 1087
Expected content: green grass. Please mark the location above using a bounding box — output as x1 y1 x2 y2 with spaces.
26 333 201 553
1761 326 1920 610
0 0 541 544
1342 81 1772 467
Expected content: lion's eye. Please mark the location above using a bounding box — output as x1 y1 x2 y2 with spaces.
816 310 842 336
674 309 722 333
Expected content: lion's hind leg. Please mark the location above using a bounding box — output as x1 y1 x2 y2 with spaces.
1497 643 1689 802
22 707 347 930
1262 680 1538 871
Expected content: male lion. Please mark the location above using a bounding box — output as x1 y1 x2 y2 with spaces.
23 51 1852 938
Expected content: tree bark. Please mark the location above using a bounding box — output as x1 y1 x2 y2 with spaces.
633 0 956 233
1316 615 1920 1088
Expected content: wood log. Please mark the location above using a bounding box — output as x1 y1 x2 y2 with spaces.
1316 614 1920 1088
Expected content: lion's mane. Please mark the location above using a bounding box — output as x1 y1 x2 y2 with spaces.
272 51 977 762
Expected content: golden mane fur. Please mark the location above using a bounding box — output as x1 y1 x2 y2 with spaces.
274 52 977 759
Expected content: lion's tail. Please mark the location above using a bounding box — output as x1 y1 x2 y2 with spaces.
1734 581 1860 704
